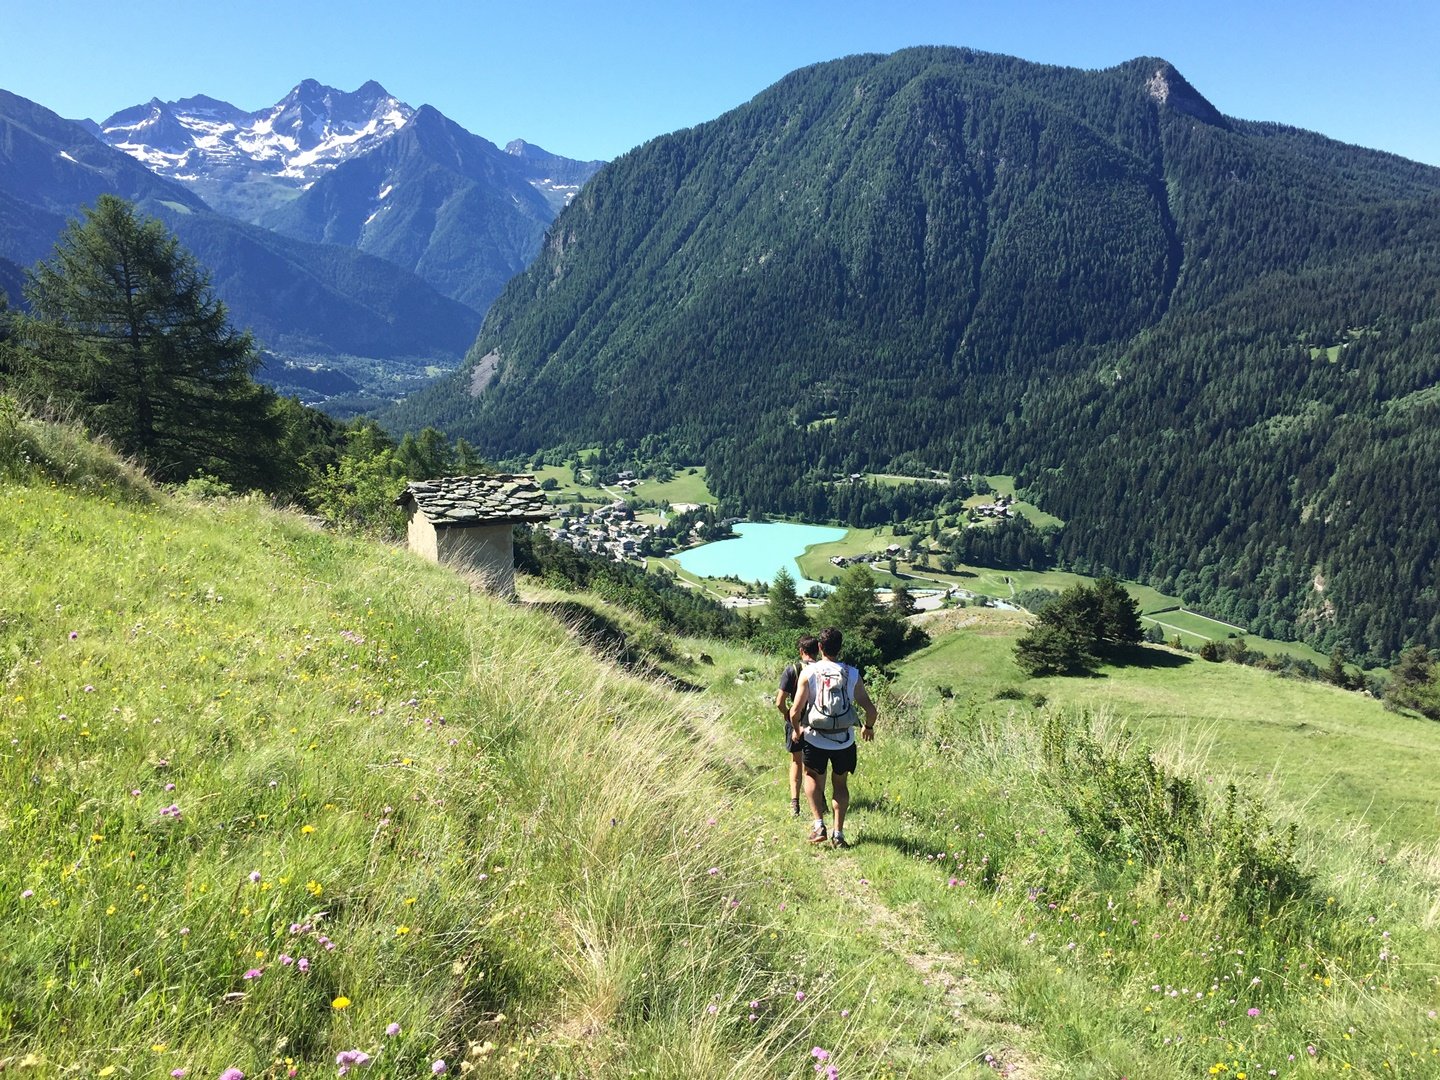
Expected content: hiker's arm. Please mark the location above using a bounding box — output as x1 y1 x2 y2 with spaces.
774 686 790 720
788 681 811 728
855 680 878 741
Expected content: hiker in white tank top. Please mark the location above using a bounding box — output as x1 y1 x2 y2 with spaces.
788 626 877 849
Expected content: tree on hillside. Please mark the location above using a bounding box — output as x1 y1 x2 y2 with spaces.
764 567 809 632
15 195 279 485
307 421 406 537
1094 577 1143 646
1014 580 1144 676
821 564 879 631
1384 645 1440 720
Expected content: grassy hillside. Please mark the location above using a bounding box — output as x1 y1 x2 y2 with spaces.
4 420 1440 1076
0 452 1006 1076
897 609 1440 844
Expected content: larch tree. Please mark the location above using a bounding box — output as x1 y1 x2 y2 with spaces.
17 195 279 485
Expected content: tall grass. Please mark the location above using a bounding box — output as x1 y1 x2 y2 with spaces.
0 393 154 497
1 481 929 1077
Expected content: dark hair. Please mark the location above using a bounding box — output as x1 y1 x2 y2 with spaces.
818 626 843 658
797 634 819 659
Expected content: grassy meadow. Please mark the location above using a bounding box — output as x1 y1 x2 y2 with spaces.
4 412 1440 1077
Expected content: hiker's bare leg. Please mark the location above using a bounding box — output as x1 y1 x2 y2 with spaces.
805 766 827 821
831 771 850 836
789 752 803 801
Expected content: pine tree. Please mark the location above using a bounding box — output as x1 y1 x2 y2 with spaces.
16 195 278 485
764 567 809 631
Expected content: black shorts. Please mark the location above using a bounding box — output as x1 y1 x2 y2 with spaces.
784 722 803 754
802 740 857 776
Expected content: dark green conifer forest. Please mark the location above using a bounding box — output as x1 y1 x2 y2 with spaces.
390 47 1440 662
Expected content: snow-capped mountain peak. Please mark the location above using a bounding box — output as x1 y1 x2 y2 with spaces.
99 81 415 218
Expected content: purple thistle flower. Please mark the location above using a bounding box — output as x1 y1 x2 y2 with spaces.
431 1061 447 1075
220 1070 244 1080
242 968 263 980
385 1022 401 1036
248 870 261 884
297 957 310 972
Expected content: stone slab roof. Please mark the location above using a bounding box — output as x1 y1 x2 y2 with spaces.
397 474 551 526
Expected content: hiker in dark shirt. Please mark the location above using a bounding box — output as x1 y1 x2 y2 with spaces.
776 634 820 816
789 626 877 849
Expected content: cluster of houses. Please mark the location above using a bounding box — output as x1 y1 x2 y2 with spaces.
830 543 907 568
972 493 1016 518
548 501 656 562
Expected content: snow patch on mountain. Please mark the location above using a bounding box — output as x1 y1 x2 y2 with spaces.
99 81 416 220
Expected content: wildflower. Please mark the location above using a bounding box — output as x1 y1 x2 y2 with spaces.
220 1070 244 1080
386 1022 401 1036
298 957 310 972
1247 1007 1260 1018
301 824 316 834
243 968 263 980
431 1062 447 1075
332 995 352 1009
706 1005 718 1015
812 1047 831 1061
171 1071 188 1079
69 631 78 640
21 889 33 899
335 1050 371 1075
795 991 807 1002
708 867 720 876
249 871 261 884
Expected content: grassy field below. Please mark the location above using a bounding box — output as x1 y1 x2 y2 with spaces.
895 608 1440 845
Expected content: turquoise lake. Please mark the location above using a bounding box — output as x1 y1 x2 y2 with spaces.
672 521 847 591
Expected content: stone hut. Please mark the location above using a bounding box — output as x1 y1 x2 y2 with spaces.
396 474 551 596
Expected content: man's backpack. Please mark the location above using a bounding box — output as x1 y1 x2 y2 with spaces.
808 660 857 733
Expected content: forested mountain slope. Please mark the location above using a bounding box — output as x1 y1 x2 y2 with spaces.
391 47 1440 660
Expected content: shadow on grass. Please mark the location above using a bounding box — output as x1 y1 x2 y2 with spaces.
528 598 706 693
1105 643 1194 670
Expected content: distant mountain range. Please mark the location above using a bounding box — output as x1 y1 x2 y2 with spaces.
390 47 1440 661
1 81 604 410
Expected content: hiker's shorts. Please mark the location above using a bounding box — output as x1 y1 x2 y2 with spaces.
802 741 857 776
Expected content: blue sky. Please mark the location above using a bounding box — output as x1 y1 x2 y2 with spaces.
7 0 1438 165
